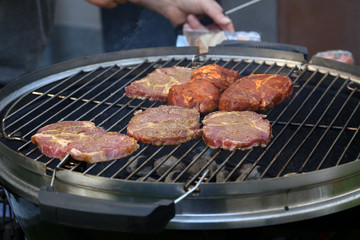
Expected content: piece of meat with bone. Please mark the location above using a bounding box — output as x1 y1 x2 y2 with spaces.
168 79 220 114
219 74 293 112
31 121 139 163
190 64 241 91
127 105 201 145
125 66 194 102
202 111 272 151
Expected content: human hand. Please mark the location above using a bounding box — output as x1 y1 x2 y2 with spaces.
131 0 234 32
86 0 234 32
85 0 127 9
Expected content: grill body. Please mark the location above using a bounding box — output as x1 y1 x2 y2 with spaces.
0 47 359 236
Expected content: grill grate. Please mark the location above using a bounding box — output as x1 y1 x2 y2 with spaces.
1 56 359 188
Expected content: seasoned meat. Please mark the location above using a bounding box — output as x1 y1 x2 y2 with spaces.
190 64 240 91
67 132 139 163
125 66 194 102
202 111 272 151
167 64 240 113
127 105 201 145
31 121 139 163
168 79 220 114
219 74 293 112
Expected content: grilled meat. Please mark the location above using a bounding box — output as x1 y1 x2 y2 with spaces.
219 74 293 112
167 64 240 113
190 64 241 91
125 66 194 102
168 79 220 114
31 121 139 163
202 111 272 151
127 105 201 145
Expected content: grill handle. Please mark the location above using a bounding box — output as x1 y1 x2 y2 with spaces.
38 186 175 233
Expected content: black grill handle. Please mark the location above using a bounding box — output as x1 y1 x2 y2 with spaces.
38 186 175 233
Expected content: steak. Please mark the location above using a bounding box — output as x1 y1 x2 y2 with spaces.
168 79 220 114
219 74 293 112
31 121 139 163
190 64 241 91
125 66 194 102
202 111 272 151
167 64 240 113
67 132 139 163
127 105 201 145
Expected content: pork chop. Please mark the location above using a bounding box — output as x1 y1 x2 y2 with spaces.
127 105 201 145
202 111 272 151
219 74 293 112
31 121 139 163
190 64 241 91
167 79 220 114
125 66 194 102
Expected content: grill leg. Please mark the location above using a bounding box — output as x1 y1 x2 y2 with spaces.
1 186 25 240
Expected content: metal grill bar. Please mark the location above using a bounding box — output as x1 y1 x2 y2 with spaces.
260 72 333 177
157 139 203 183
336 122 360 166
227 65 307 181
7 66 111 138
276 75 347 176
252 68 318 179
83 59 198 178
299 85 358 172
316 97 359 169
1 54 359 186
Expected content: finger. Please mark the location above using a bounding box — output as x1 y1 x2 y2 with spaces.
186 14 208 31
199 0 235 32
86 0 118 8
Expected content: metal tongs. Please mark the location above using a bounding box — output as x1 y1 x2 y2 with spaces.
195 0 263 27
176 0 262 34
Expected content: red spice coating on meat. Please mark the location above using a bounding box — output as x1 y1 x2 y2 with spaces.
125 66 194 102
168 79 220 113
31 121 139 163
219 74 293 112
202 111 272 151
190 64 241 91
127 105 201 145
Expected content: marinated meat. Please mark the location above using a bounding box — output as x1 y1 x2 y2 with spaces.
190 64 241 91
31 121 139 163
67 132 139 163
167 64 240 113
127 105 201 145
219 74 293 112
31 121 104 159
125 66 194 102
202 111 272 151
168 79 220 114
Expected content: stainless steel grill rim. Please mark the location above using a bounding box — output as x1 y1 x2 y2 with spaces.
0 47 359 230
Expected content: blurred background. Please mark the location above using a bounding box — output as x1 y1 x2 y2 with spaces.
39 0 359 68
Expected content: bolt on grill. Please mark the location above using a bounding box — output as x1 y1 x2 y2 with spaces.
1 55 359 189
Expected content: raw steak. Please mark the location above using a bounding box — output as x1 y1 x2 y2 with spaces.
202 111 272 151
127 105 201 145
190 64 241 91
125 66 194 102
67 132 139 163
168 79 220 114
31 121 139 163
219 74 293 112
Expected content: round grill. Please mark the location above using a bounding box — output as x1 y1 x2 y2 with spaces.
0 47 359 231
